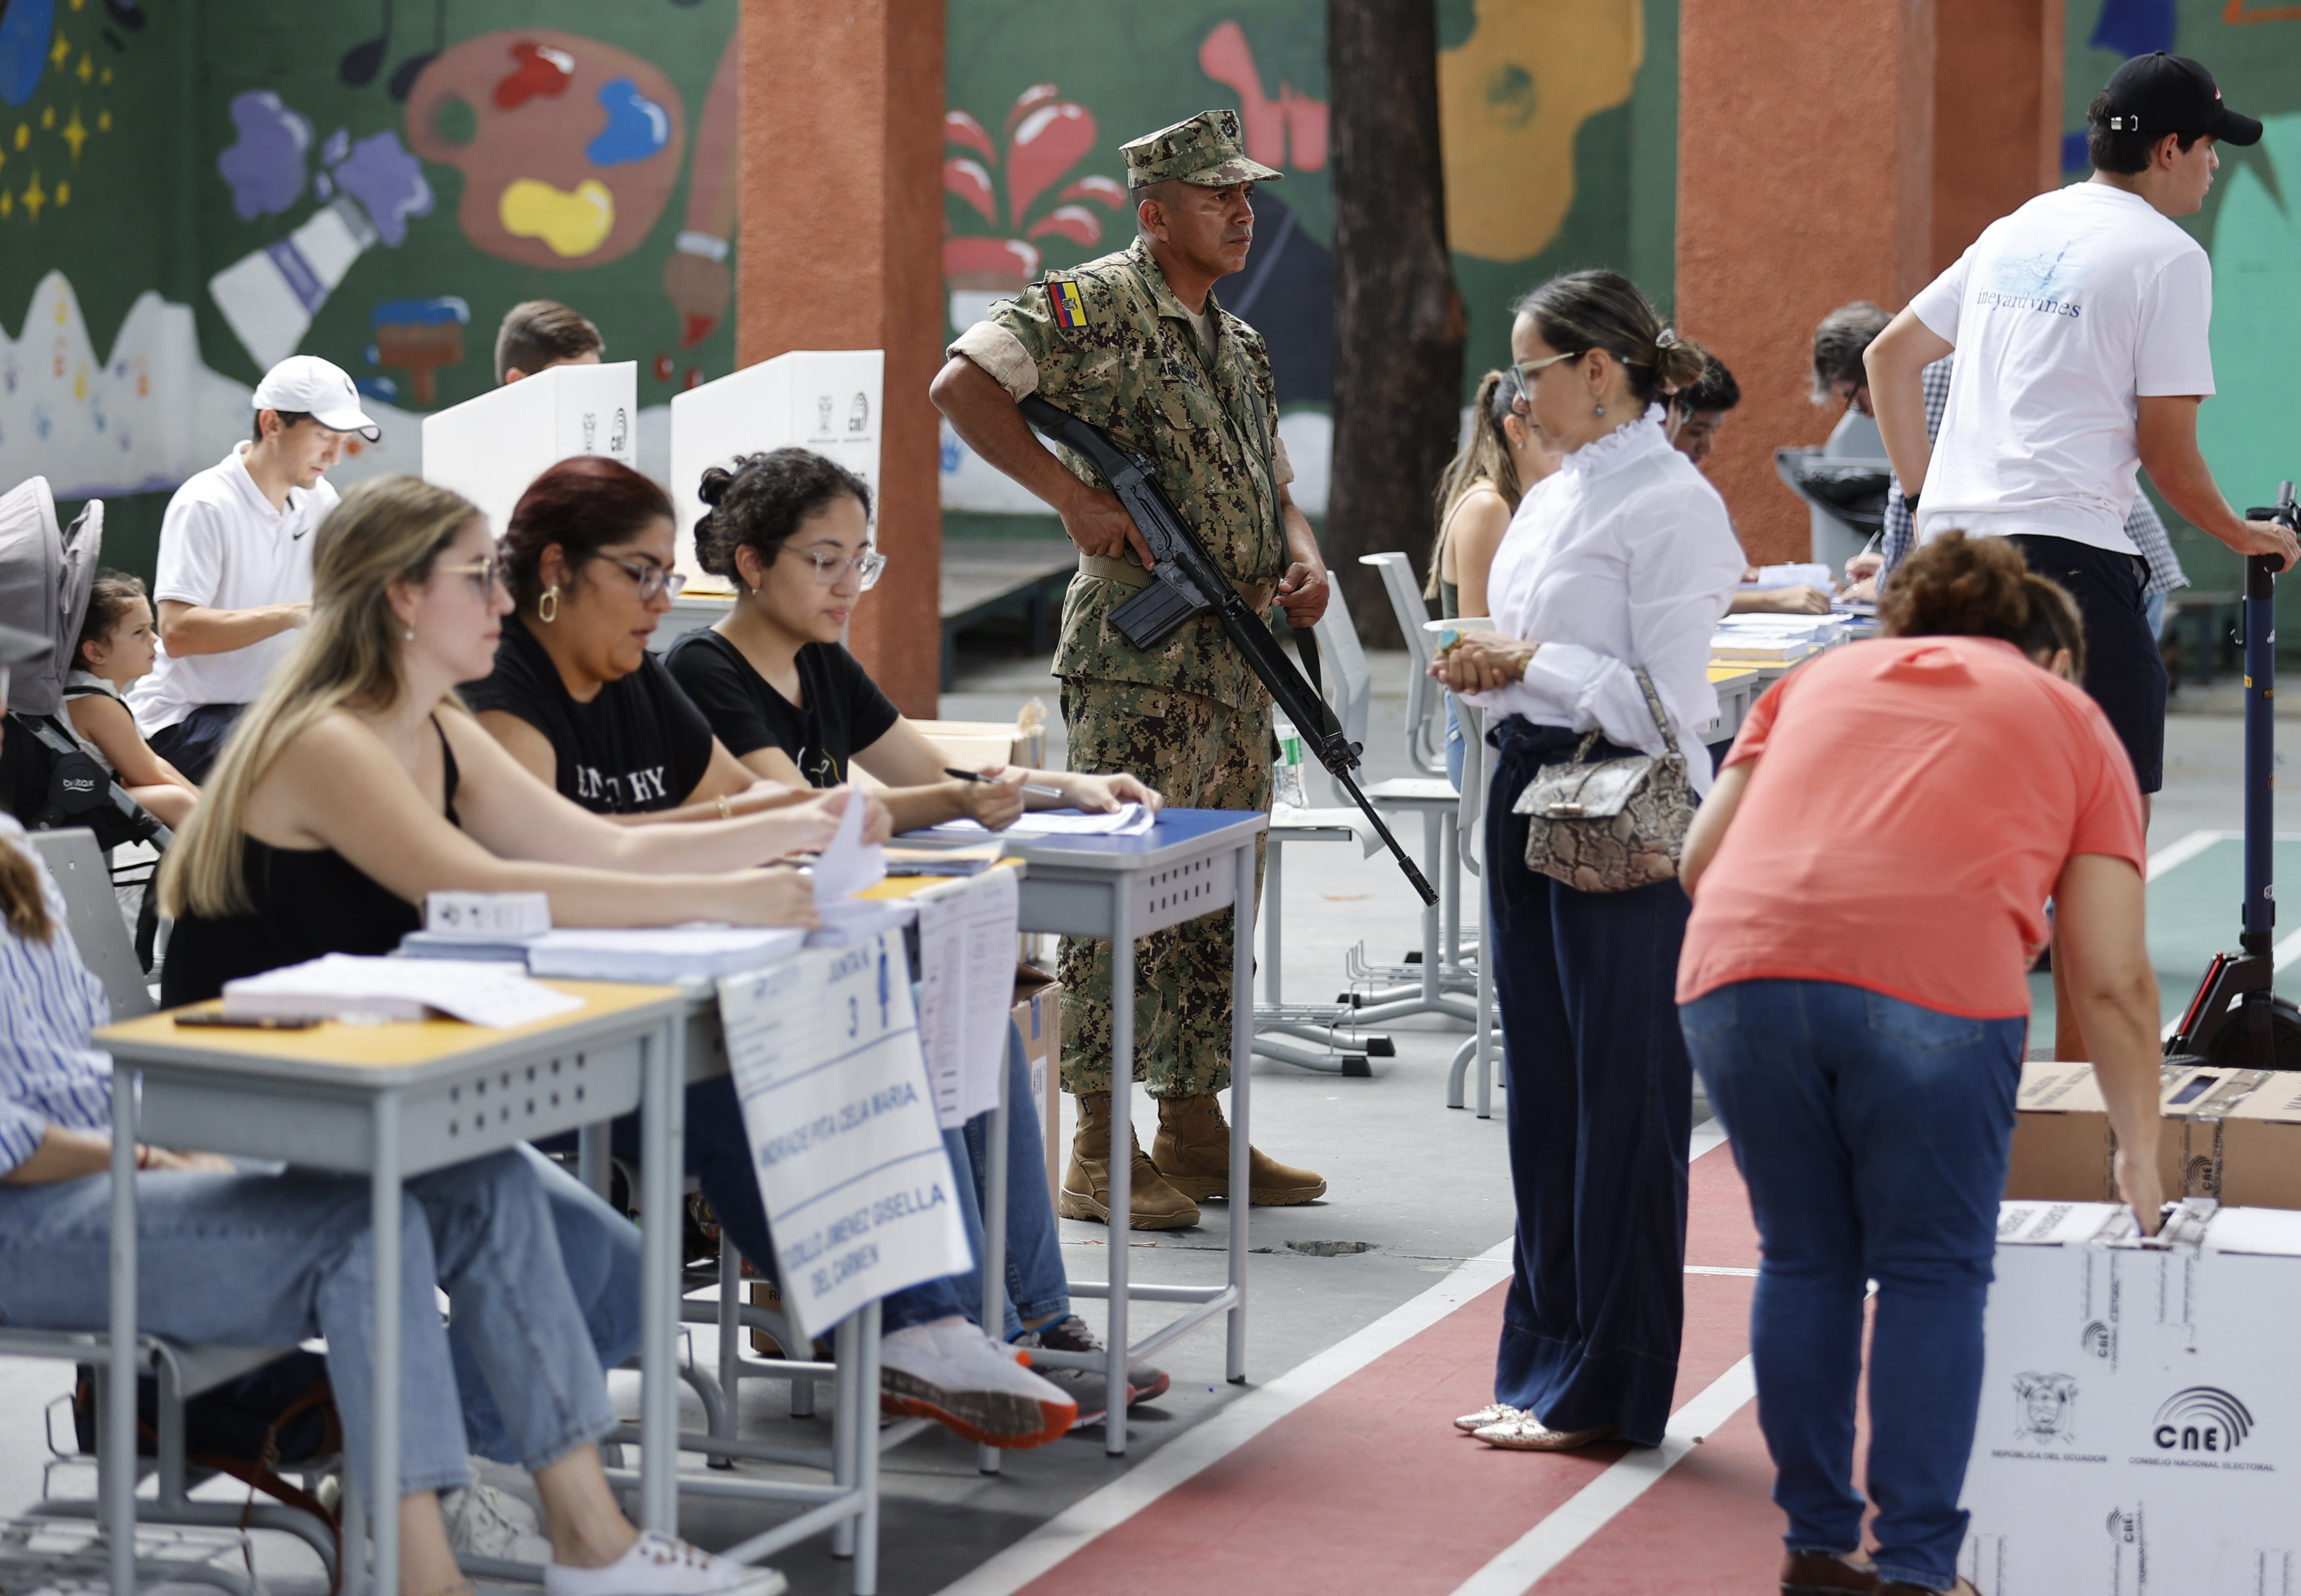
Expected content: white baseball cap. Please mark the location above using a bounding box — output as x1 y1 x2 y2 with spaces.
251 355 381 442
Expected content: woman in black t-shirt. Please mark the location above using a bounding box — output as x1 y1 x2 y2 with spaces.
665 449 1154 829
466 456 887 833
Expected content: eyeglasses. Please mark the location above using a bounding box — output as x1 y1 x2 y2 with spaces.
435 553 508 598
1507 350 1582 409
782 546 887 591
600 554 688 603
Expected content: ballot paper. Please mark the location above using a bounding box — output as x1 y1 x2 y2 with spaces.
1743 562 1835 592
809 789 886 902
913 868 1021 1128
929 803 1156 839
222 953 584 1028
718 934 971 1340
525 926 806 980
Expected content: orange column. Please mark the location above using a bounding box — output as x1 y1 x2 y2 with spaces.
1932 0 2065 274
737 0 946 716
1675 0 1938 564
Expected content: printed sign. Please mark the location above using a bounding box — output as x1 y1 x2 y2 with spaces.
719 934 971 1340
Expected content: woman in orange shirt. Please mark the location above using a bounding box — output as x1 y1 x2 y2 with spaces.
1675 533 2164 1596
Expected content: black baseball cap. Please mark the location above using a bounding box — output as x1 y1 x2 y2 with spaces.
2098 53 2261 147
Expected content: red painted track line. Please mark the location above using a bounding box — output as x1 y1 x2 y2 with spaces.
993 1145 1769 1596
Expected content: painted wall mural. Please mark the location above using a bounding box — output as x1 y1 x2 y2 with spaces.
937 0 1680 519
0 0 738 579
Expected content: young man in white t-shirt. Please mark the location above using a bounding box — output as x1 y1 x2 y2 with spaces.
130 355 378 782
1866 52 2296 808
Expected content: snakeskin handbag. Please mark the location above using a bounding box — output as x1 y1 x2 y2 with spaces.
1512 667 1695 893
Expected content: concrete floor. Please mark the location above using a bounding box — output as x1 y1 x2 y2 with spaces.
0 646 2272 1595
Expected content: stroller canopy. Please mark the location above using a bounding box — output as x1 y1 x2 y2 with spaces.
0 477 104 717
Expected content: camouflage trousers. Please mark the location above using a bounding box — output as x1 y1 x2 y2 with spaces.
1058 678 1270 1098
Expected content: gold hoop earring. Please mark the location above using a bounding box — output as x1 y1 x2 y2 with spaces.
538 585 559 624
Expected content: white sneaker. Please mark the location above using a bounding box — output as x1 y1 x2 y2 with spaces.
879 1316 1078 1448
441 1480 552 1565
543 1532 787 1596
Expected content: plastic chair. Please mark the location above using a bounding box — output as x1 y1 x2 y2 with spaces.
1358 553 1447 777
1310 587 1476 1026
28 829 153 1020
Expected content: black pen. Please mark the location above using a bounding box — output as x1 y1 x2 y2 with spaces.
944 767 1066 799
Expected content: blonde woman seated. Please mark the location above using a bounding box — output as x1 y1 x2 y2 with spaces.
158 473 839 1003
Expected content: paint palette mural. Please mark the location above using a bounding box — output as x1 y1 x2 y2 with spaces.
404 30 685 269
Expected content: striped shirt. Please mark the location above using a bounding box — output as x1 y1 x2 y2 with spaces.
1884 355 2187 597
0 817 116 1176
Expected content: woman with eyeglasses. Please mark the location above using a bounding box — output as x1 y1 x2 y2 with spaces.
464 456 833 825
664 449 1156 832
1432 270 1745 1456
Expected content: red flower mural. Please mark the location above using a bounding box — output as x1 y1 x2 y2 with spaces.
943 85 1126 308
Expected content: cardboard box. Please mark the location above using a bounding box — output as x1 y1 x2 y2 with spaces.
2206 1070 2301 1211
1961 1200 2301 1590
1013 964 1062 1198
2005 1061 2214 1204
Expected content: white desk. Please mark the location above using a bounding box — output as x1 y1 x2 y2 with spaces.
912 808 1265 1455
96 983 688 1596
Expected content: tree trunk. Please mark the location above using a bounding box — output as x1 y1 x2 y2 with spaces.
1325 0 1465 650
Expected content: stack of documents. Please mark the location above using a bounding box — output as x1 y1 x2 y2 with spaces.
222 953 585 1027
928 803 1157 839
526 926 806 979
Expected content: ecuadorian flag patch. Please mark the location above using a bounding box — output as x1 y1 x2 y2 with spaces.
1048 280 1088 330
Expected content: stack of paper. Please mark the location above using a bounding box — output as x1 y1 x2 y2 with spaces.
525 926 806 980
885 841 1005 877
222 953 585 1028
805 790 905 946
928 803 1157 839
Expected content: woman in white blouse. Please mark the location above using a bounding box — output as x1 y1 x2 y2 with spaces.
1433 271 1746 1454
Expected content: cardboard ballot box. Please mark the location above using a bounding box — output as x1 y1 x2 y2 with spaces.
1961 1200 2301 1592
421 362 639 541
2009 1061 2301 1210
1013 965 1063 1199
669 350 884 589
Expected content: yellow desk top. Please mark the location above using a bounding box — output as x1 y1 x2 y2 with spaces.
96 979 683 1071
1708 664 1762 684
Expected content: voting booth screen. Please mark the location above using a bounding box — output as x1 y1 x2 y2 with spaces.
420 361 641 540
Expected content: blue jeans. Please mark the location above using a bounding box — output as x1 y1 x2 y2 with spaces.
451 1145 640 1464
1678 979 2024 1591
1485 718 1692 1446
0 1149 616 1512
951 1026 1070 1336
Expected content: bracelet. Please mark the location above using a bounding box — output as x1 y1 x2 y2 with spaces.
716 794 734 820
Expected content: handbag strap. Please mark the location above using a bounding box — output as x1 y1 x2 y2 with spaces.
1631 667 1683 757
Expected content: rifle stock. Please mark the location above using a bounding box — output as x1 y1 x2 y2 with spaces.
1020 396 1439 907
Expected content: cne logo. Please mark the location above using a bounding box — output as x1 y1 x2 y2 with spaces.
2151 1386 2253 1453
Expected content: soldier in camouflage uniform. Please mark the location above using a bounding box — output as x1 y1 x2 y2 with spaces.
932 110 1331 1230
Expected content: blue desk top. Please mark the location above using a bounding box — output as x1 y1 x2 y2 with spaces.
900 806 1266 870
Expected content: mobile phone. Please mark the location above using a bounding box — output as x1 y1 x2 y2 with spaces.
173 1012 323 1030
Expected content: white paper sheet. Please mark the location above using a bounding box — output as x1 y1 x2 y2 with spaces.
718 935 972 1340
525 925 806 980
222 953 585 1028
929 803 1156 838
809 788 886 903
913 869 1021 1128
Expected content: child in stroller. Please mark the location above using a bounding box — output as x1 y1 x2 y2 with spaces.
63 572 198 828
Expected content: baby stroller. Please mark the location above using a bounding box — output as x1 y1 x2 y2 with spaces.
0 475 174 967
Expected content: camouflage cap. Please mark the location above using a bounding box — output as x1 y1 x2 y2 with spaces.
1120 110 1283 189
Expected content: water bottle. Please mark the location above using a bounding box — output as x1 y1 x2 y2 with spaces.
1272 715 1307 810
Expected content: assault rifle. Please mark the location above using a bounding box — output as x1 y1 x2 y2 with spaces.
1019 395 1438 906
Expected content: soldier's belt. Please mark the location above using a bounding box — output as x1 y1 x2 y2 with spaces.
1078 553 1278 613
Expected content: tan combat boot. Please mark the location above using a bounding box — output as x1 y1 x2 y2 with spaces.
1152 1094 1327 1205
1059 1091 1201 1230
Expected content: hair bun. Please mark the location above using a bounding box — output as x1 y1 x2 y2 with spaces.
696 465 734 509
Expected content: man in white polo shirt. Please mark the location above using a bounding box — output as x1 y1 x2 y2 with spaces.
1867 52 2296 810
130 356 378 782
